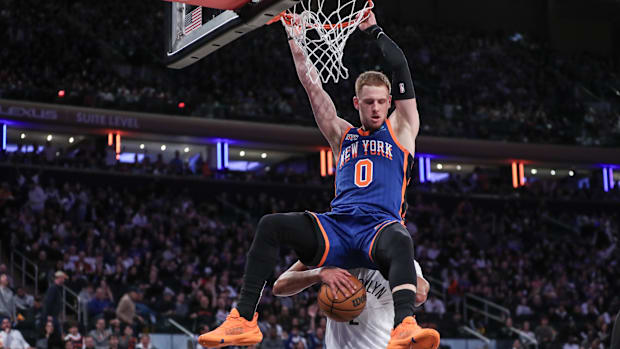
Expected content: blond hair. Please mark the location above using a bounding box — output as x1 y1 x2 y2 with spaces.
355 71 391 96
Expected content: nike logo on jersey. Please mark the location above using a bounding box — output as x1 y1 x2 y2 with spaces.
339 140 393 169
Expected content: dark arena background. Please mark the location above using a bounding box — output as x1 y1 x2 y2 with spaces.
1 0 619 349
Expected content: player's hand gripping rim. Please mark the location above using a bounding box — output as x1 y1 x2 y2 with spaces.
319 267 357 299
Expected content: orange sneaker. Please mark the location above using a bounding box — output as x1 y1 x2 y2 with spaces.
197 308 263 348
386 316 440 349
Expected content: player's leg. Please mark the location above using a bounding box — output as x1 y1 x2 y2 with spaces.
371 223 440 349
237 212 321 319
198 212 321 348
372 223 417 327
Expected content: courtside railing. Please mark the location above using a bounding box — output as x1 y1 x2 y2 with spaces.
460 325 491 344
8 248 85 327
168 318 198 349
425 275 447 301
508 326 539 349
463 293 511 324
62 284 85 327
9 250 39 296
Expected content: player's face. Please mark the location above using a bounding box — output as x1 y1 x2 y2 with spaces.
354 85 391 131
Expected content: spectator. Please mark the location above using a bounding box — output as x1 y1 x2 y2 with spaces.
0 275 15 321
28 183 47 214
63 323 82 349
134 334 156 349
563 335 579 349
35 320 63 349
305 327 324 349
131 207 148 228
108 335 120 349
117 325 136 349
169 151 183 175
424 295 446 316
535 316 555 348
172 293 188 319
115 289 143 327
151 288 174 317
515 298 534 317
43 271 67 332
83 337 96 349
0 183 15 208
521 321 536 344
14 288 34 312
88 289 114 320
285 333 306 349
260 327 284 349
0 317 32 349
0 267 13 290
88 319 111 349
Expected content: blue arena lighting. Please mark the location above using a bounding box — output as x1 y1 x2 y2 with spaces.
224 142 229 169
1 124 6 151
418 156 426 183
609 168 615 189
217 142 222 170
425 157 431 182
603 168 609 192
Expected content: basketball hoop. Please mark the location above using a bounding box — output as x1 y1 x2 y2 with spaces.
278 0 374 85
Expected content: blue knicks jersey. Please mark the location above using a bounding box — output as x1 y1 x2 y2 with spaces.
331 119 414 220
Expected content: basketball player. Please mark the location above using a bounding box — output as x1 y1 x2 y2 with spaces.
272 259 430 349
199 11 440 349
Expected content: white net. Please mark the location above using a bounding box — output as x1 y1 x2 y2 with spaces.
282 0 374 85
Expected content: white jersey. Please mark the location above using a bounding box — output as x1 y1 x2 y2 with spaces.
325 261 424 349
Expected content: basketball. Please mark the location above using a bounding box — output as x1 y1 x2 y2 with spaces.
317 275 367 322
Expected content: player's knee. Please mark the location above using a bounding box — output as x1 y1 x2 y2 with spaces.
254 214 282 244
379 224 413 257
256 213 285 234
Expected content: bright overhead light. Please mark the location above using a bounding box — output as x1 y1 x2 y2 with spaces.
20 133 26 139
569 170 575 177
436 163 443 170
456 165 462 170
184 147 190 153
69 137 74 143
160 145 166 151
550 170 556 176
239 151 246 157
531 169 537 175
46 134 53 141
261 153 267 159
139 144 145 150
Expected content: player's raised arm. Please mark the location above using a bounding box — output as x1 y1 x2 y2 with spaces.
286 24 352 155
360 12 420 140
273 261 356 298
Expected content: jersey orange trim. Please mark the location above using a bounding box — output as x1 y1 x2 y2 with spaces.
357 128 370 136
334 126 353 199
335 126 353 169
308 212 330 267
398 152 409 220
385 119 408 154
368 220 400 262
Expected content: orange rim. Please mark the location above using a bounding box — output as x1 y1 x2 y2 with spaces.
268 0 373 29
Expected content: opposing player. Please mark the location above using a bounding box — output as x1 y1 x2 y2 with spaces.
199 11 440 349
273 259 431 349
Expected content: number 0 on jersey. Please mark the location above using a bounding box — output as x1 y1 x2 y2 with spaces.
354 159 373 187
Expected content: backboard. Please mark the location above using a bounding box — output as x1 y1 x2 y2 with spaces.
165 0 298 69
